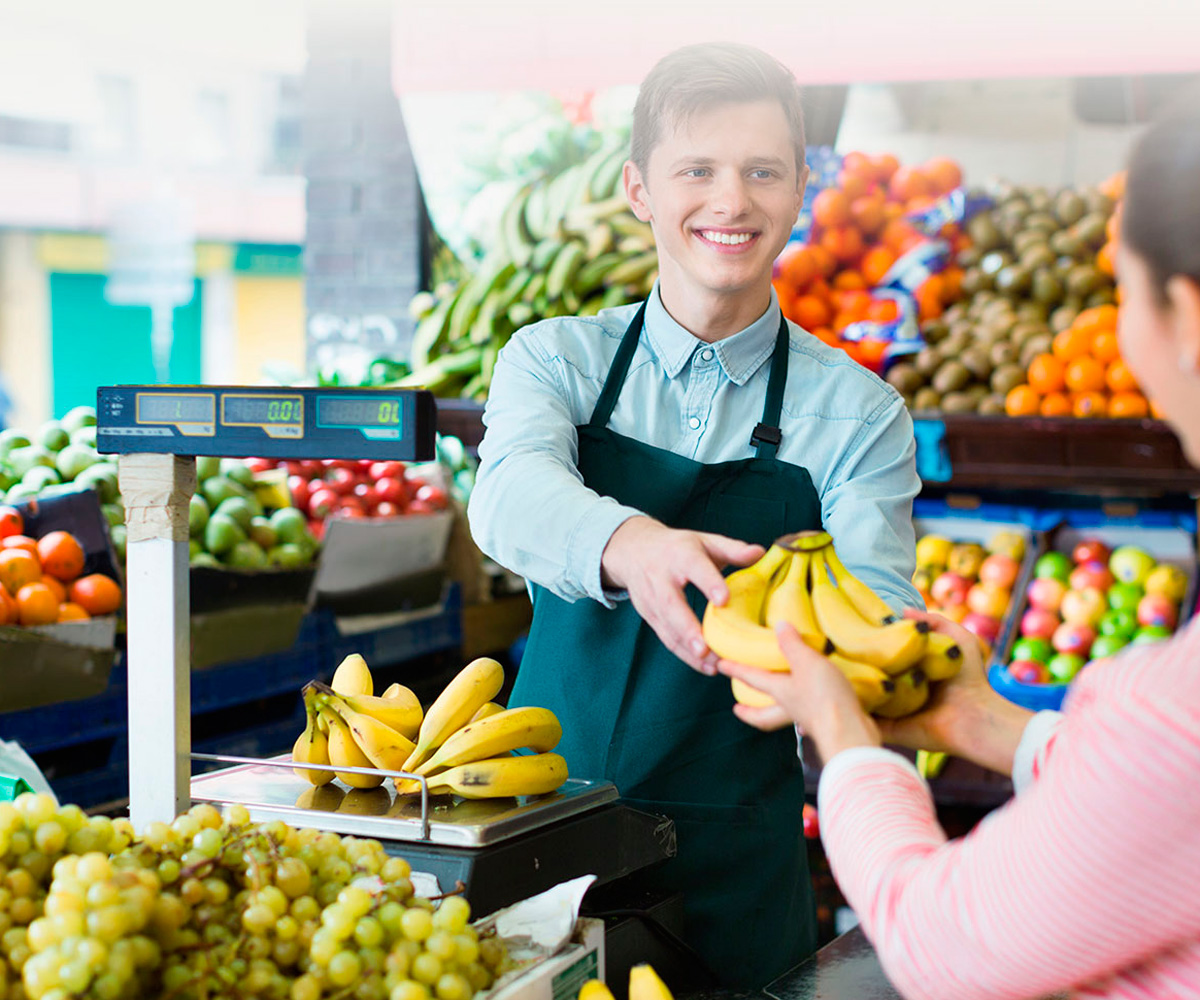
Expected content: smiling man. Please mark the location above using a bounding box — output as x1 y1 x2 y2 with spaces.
468 43 922 987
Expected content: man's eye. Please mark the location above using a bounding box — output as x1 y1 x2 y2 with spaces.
751 169 775 179
684 168 709 178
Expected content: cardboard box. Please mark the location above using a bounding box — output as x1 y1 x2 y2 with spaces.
190 602 309 671
190 564 316 616
0 488 121 713
487 918 605 1000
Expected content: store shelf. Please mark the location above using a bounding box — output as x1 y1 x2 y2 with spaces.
435 398 486 453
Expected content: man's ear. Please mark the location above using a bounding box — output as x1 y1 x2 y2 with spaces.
624 160 653 223
1166 275 1200 373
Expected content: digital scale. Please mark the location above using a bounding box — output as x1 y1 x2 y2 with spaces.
95 384 674 930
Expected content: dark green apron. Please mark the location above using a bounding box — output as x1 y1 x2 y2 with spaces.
510 302 821 987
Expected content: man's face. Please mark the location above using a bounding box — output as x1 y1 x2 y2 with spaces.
625 99 805 307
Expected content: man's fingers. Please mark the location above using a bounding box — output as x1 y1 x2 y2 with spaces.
732 702 793 731
653 587 715 675
698 532 765 570
683 547 735 606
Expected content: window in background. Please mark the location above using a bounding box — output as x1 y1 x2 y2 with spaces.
0 115 72 153
192 89 231 166
93 75 137 158
265 74 302 175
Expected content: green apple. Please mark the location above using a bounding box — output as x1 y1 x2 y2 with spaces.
1106 581 1143 613
268 543 308 569
1131 624 1173 646
214 497 255 534
204 513 245 556
37 420 70 453
55 443 99 482
269 506 309 545
1098 608 1138 639
1047 652 1085 683
60 405 97 435
195 456 222 482
189 495 211 538
70 425 98 449
219 459 256 490
1109 546 1157 586
1088 634 1128 660
201 475 248 509
0 429 31 459
226 540 268 570
191 553 222 569
22 465 61 492
110 524 127 562
7 445 55 478
1011 636 1053 664
248 516 278 551
75 464 119 504
1034 552 1072 582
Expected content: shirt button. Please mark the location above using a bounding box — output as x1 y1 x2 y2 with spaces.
700 349 714 362
688 417 701 430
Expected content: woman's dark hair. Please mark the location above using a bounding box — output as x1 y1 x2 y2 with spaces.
631 43 806 177
1121 86 1200 295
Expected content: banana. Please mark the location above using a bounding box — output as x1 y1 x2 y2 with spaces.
546 241 587 300
916 749 949 780
329 688 422 741
470 701 505 723
402 657 506 772
331 653 373 698
499 185 535 266
521 273 548 305
417 706 561 775
409 288 459 369
779 529 833 551
523 184 552 241
508 301 535 328
828 654 895 713
587 146 629 201
294 784 344 811
424 752 568 799
578 981 617 1000
292 687 334 785
730 676 775 708
822 544 901 626
584 222 615 259
629 964 674 1000
323 692 417 773
575 252 624 296
919 631 964 682
602 250 660 288
763 549 830 653
810 550 929 672
873 668 929 719
564 194 631 232
608 215 656 242
321 706 385 789
701 544 794 671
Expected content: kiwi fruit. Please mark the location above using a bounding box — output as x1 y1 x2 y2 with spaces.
980 250 1013 276
1016 301 1050 324
977 393 1009 416
1020 245 1057 273
1054 190 1087 226
940 331 972 357
989 341 1018 367
1031 271 1064 305
932 360 971 394
1020 334 1055 367
1023 212 1059 235
960 347 993 382
1074 213 1109 248
1086 287 1117 308
957 246 983 269
886 363 925 395
922 319 950 344
912 387 942 412
960 267 992 296
940 391 978 414
1066 264 1105 298
1051 230 1085 259
965 216 1004 253
913 346 944 378
990 363 1026 396
1049 305 1079 333
995 265 1033 296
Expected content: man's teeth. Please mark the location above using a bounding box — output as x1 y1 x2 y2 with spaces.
701 231 754 245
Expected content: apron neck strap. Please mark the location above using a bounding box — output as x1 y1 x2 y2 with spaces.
750 314 791 460
588 302 791 460
588 300 647 428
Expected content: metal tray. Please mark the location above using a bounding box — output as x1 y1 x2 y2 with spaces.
190 757 618 847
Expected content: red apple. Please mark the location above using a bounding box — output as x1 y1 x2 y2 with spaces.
375 476 409 505
1136 593 1178 630
1020 607 1060 641
1069 561 1114 593
1009 660 1047 684
1052 622 1096 657
324 467 358 496
962 612 1001 646
1073 539 1111 566
1060 587 1107 626
966 582 1010 619
415 484 449 509
1026 577 1067 614
931 572 971 607
978 553 1020 590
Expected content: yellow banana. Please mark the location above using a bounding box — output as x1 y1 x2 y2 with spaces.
331 653 373 697
873 668 930 719
629 964 674 1000
292 687 334 786
294 784 344 811
779 529 832 552
578 982 616 1000
828 653 896 713
916 749 949 780
424 752 568 799
402 657 506 772
323 693 416 774
810 551 929 672
470 702 505 723
334 690 422 740
730 676 776 708
321 706 385 789
763 549 832 653
822 544 902 626
338 787 391 815
919 631 964 682
701 544 794 670
416 706 561 775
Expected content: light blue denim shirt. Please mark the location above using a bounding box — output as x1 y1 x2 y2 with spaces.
468 284 923 613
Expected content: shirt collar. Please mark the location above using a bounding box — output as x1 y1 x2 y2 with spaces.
642 283 782 386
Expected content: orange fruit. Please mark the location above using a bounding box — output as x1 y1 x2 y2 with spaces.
1105 359 1140 394
1075 305 1118 334
1092 330 1121 365
39 576 66 604
69 574 123 616
0 507 23 540
860 246 897 287
915 276 945 321
923 156 963 195
1108 391 1149 419
1097 242 1115 277
16 582 59 626
832 270 867 292
0 585 16 625
881 219 920 255
56 602 90 622
1005 385 1041 417
778 247 819 291
1064 356 1107 394
850 195 887 237
820 226 864 265
1099 171 1126 201
37 531 85 582
838 170 871 201
812 189 851 229
807 245 837 279
2 535 38 556
870 153 900 184
0 549 41 594
1039 392 1073 417
1072 391 1108 418
792 294 833 331
841 151 872 175
866 299 900 323
888 165 931 202
940 266 964 303
1026 353 1066 395
1052 325 1094 362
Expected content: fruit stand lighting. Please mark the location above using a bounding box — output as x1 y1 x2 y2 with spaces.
95 385 437 829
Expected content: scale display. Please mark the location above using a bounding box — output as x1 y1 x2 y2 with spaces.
96 385 436 461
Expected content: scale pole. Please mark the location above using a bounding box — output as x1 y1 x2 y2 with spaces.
119 453 196 828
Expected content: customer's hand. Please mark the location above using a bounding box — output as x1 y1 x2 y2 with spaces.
601 516 764 675
718 623 881 764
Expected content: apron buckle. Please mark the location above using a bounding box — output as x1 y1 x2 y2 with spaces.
750 422 782 448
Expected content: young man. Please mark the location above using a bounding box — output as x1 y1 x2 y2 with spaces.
468 43 922 987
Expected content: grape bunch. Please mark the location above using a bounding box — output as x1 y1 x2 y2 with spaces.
0 795 509 1000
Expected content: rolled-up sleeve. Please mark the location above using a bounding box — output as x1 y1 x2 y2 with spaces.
467 328 642 605
820 395 923 613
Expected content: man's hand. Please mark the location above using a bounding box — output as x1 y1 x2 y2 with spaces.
601 516 764 674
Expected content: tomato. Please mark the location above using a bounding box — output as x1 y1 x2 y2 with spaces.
0 507 24 540
287 475 311 509
324 467 358 496
369 461 405 481
415 484 449 510
329 459 361 472
375 477 408 505
802 804 820 840
300 460 325 477
334 497 367 518
374 501 403 518
308 519 325 541
353 483 381 509
245 457 275 473
307 489 339 521
405 499 439 515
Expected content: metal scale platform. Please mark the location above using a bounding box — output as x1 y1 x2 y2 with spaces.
96 384 675 921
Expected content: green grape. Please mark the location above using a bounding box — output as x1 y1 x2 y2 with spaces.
243 958 277 993
321 904 355 941
156 859 181 885
189 804 223 830
291 895 320 923
424 931 455 962
74 854 111 885
328 950 363 988
411 953 442 986
310 929 339 966
275 858 311 899
356 973 387 1000
354 917 384 949
224 804 252 828
378 901 405 936
179 879 205 906
400 908 432 943
84 882 118 909
13 795 56 829
291 972 322 1000
432 896 470 934
170 815 201 842
202 877 230 905
10 897 37 925
242 904 276 935
390 982 430 1000
479 937 505 969
245 934 273 961
453 934 479 965
465 964 492 992
276 915 299 941
32 824 65 858
434 972 470 1000
7 831 31 858
381 858 412 883
58 956 91 994
191 828 222 858
0 803 19 832
74 937 106 969
47 912 84 943
273 938 301 967
6 870 36 899
337 886 373 919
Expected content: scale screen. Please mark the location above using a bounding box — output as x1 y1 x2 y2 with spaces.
222 394 304 427
318 396 402 432
137 393 216 425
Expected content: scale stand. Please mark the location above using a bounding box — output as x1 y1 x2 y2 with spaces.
96 384 437 830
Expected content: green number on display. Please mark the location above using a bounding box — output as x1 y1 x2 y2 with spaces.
378 401 399 424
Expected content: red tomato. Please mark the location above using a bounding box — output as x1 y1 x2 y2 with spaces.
245 457 275 473
307 489 339 520
353 483 381 509
334 498 367 518
287 475 311 508
284 461 306 477
330 460 361 472
802 804 820 840
308 519 325 541
324 467 358 496
369 461 405 481
405 499 439 515
300 460 325 477
0 507 24 540
375 477 408 505
415 484 449 510
374 501 403 518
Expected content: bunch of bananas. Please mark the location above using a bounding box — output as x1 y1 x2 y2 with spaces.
292 654 568 800
702 531 964 718
394 142 656 401
579 963 674 1000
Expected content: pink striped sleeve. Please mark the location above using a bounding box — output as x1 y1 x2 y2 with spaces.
817 676 1200 1000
